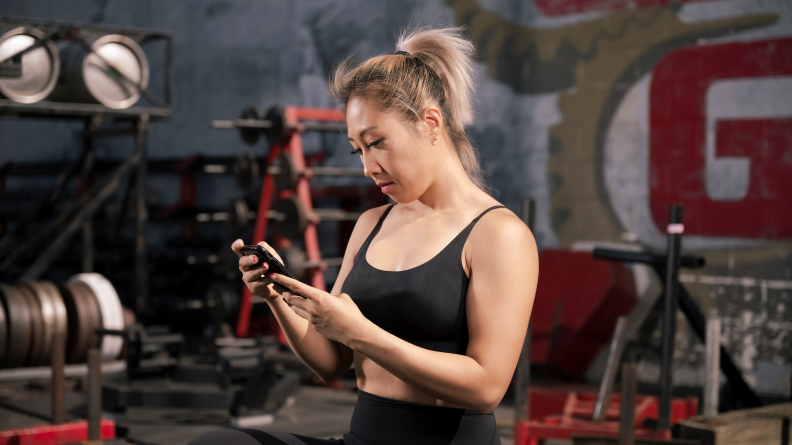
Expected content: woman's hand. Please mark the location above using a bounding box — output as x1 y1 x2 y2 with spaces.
231 239 289 303
268 273 368 347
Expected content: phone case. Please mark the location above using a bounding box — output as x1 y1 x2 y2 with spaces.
240 245 296 279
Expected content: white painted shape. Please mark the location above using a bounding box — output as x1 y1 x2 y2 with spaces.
705 77 792 200
604 73 768 249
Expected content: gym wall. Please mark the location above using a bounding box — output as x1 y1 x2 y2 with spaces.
0 0 789 399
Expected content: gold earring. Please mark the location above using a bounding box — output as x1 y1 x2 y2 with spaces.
433 135 437 146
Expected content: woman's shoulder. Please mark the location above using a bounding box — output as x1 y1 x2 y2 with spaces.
468 203 535 253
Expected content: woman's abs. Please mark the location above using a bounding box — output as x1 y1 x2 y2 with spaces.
352 351 466 409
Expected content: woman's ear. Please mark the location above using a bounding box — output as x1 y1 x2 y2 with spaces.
422 106 442 137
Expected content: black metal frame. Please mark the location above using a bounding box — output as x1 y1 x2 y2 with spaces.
0 15 172 119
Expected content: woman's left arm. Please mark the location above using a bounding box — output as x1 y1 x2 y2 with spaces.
271 212 538 414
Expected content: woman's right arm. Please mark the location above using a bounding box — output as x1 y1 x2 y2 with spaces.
232 204 389 381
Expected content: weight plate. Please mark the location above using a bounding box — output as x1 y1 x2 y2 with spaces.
70 273 124 361
0 283 32 368
60 281 102 364
15 284 44 367
0 284 9 366
0 27 60 104
240 106 263 145
265 106 287 145
233 150 260 189
276 245 307 281
274 195 309 239
274 153 300 190
223 198 250 234
22 281 68 366
204 283 239 324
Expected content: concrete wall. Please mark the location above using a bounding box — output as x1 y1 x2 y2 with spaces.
1 0 790 398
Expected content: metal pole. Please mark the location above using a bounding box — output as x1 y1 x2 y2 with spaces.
658 204 683 431
704 318 721 418
81 117 98 273
515 198 535 425
87 348 102 441
619 363 637 445
51 331 65 425
135 115 150 316
593 316 628 422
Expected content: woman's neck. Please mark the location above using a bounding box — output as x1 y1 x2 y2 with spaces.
414 150 483 214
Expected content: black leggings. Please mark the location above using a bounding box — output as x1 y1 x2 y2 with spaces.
188 390 501 445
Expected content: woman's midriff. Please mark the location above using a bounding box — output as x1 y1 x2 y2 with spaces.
353 351 467 409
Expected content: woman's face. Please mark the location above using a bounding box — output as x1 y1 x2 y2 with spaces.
346 97 438 204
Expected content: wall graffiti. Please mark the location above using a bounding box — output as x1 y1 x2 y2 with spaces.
449 0 791 396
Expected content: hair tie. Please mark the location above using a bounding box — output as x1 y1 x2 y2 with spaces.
394 50 410 56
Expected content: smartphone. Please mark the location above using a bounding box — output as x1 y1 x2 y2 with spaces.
239 244 296 280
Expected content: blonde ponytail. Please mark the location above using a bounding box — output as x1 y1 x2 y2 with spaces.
330 27 488 191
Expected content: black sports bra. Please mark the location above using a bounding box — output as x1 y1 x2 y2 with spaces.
340 204 505 355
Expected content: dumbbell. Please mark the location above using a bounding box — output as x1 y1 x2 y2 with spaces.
210 106 347 146
193 199 256 234
269 153 365 190
276 245 343 282
271 196 362 239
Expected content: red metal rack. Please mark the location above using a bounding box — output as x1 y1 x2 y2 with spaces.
235 106 346 338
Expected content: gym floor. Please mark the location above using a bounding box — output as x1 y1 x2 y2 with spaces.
0 383 574 445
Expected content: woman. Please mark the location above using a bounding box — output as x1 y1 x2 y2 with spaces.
190 27 537 445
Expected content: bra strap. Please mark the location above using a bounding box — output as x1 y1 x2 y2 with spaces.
471 205 506 223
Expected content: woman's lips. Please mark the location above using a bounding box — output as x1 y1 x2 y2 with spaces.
380 183 392 193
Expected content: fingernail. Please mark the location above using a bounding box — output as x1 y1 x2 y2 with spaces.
269 273 276 279
262 263 269 270
250 255 257 262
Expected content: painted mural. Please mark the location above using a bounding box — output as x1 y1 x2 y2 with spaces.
447 0 791 397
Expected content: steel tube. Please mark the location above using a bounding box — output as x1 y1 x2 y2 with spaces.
50 331 65 424
134 115 149 316
87 348 101 441
619 363 637 445
658 204 683 431
592 248 705 269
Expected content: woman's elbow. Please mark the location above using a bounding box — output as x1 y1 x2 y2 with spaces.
471 387 503 414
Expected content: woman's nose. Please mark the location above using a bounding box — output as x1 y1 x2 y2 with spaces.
362 153 380 177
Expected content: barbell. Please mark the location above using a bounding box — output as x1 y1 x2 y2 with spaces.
190 196 361 237
210 106 347 145
0 273 129 369
269 153 365 190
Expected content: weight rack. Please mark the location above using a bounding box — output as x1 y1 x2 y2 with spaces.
210 105 367 338
0 16 172 318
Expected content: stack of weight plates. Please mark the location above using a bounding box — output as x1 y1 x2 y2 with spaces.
0 273 127 369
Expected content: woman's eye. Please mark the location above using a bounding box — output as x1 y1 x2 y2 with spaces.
366 139 382 148
349 148 362 155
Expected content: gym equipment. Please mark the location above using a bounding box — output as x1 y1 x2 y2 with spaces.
0 283 33 368
270 153 364 190
19 280 67 367
71 273 125 361
211 105 347 145
49 34 149 109
0 15 171 118
593 246 762 411
530 249 637 380
276 245 343 282
274 196 362 239
515 388 698 443
60 280 102 364
99 326 301 427
0 27 60 104
211 106 348 338
234 150 260 189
